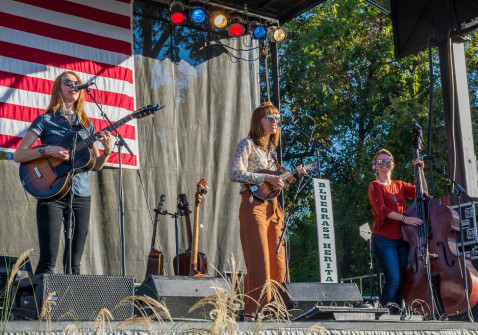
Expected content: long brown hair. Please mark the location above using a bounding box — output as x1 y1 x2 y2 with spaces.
247 101 280 150
46 71 90 127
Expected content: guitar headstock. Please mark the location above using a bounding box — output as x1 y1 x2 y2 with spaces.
154 194 166 214
133 104 164 120
178 193 190 213
195 178 208 206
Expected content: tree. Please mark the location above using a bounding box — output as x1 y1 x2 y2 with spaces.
279 0 478 285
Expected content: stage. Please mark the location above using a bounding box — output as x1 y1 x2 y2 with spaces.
2 318 478 335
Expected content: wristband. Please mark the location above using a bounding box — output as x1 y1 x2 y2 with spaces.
103 151 111 157
401 215 406 223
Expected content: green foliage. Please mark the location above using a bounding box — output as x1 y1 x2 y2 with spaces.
279 0 478 282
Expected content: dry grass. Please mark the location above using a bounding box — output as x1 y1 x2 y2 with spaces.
92 308 114 335
305 323 329 335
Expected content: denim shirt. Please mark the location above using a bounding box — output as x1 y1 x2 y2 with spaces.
28 110 95 196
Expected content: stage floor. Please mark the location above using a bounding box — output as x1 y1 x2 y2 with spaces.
3 318 478 335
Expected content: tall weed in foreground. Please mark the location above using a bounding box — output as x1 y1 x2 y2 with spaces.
0 249 33 333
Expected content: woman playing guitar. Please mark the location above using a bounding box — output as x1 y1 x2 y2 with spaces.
13 71 114 275
230 102 306 321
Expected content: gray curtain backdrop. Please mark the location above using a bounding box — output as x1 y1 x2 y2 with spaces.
0 37 260 282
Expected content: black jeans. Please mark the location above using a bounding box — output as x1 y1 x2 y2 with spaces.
35 194 91 275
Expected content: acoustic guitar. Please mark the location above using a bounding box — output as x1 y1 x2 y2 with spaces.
173 193 208 276
146 195 165 277
19 104 162 201
190 179 209 277
247 162 316 201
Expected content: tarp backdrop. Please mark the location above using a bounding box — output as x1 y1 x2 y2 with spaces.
0 0 260 281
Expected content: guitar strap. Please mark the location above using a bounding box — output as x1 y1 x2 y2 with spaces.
271 152 286 173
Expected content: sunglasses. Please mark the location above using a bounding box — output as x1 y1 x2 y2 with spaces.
264 115 280 123
375 158 393 165
63 79 81 87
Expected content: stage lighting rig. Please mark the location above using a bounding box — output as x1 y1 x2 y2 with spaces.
169 0 186 25
267 26 287 42
228 15 245 37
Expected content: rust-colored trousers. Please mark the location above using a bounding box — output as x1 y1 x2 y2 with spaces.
239 191 285 315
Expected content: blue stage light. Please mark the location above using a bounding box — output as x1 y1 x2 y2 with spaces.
253 25 267 39
249 21 267 40
190 7 206 23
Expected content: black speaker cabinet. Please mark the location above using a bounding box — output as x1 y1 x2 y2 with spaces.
136 275 229 319
0 256 32 303
283 282 363 319
12 274 135 321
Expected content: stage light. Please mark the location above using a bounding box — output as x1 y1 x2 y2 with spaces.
190 5 206 23
169 1 186 25
228 15 245 37
211 11 228 29
248 21 267 39
267 26 287 42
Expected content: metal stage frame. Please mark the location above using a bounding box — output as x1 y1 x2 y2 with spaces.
2 318 478 335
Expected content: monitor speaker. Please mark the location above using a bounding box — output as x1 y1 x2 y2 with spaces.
12 274 135 321
283 282 363 319
136 275 229 319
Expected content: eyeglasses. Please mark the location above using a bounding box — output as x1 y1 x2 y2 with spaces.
264 115 280 123
375 158 393 165
63 79 81 87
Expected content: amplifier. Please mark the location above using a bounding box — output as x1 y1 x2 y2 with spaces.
451 202 478 247
12 274 135 321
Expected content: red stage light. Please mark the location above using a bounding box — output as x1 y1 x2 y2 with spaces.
170 12 186 25
228 16 245 37
169 1 186 25
229 23 245 37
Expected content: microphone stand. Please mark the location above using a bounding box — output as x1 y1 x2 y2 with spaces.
276 174 309 283
64 132 78 275
85 88 134 276
276 117 333 280
426 156 474 322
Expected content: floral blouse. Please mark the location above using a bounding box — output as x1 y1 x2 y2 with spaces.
230 138 278 193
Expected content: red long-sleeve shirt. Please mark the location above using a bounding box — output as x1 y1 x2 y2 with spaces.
368 180 416 239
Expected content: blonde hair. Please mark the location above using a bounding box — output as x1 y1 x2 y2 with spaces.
247 101 280 150
46 71 90 128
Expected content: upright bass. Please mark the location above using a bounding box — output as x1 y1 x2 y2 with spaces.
401 123 478 317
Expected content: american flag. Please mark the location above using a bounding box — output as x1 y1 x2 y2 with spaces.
0 0 138 168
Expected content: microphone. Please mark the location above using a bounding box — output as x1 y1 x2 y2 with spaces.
74 82 95 92
278 116 296 127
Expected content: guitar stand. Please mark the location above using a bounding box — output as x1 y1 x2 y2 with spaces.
155 201 188 276
64 132 78 275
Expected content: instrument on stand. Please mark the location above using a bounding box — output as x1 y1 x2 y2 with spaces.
146 195 165 276
401 123 478 317
173 194 208 275
190 179 209 277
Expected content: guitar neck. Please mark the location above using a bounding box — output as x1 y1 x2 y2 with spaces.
280 162 315 181
184 207 193 248
150 212 160 252
190 204 200 271
76 113 135 151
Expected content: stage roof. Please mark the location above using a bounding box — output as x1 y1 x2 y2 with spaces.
149 0 327 24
